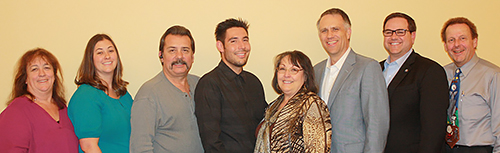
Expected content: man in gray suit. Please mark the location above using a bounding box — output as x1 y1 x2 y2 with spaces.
314 8 390 153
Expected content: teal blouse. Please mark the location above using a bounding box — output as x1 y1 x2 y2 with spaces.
68 84 133 153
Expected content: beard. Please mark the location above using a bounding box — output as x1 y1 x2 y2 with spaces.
223 49 249 68
228 58 247 67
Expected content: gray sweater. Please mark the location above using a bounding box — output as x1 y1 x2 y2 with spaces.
130 71 203 153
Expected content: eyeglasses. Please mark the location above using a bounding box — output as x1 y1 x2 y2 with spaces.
277 67 303 75
383 29 409 37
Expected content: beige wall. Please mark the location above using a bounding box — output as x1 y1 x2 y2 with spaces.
1 0 499 112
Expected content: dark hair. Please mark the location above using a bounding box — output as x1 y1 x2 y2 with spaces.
215 18 249 45
383 12 416 32
441 17 478 42
272 50 318 94
317 8 351 28
9 48 66 109
159 25 195 54
75 34 129 96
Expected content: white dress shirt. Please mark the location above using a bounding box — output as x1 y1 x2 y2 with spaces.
320 48 351 103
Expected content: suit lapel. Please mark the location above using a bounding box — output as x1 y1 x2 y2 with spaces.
316 61 327 96
327 50 356 108
387 51 417 97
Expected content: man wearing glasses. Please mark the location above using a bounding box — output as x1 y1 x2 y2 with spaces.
380 12 448 153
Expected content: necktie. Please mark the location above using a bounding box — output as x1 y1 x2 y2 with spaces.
446 68 462 148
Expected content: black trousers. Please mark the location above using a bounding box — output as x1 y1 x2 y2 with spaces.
446 144 493 153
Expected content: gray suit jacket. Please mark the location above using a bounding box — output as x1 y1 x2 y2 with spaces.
314 49 390 153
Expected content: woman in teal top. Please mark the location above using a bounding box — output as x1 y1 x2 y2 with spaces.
68 34 133 153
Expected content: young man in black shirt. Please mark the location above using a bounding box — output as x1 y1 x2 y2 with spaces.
195 18 267 153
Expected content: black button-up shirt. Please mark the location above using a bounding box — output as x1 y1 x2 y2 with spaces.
195 61 267 153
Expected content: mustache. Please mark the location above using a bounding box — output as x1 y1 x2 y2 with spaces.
170 59 190 69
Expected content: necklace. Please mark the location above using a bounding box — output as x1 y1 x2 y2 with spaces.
32 97 52 104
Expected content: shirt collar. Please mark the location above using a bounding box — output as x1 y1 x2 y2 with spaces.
454 53 479 78
218 60 246 81
326 47 351 69
385 48 413 66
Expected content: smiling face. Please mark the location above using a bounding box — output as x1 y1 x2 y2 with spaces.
217 27 251 72
161 34 194 78
444 23 477 67
93 39 118 78
277 56 305 98
318 14 351 61
26 57 55 96
383 17 416 62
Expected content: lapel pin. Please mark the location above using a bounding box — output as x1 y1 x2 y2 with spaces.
404 69 409 72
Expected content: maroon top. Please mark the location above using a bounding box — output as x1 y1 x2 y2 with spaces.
0 96 78 153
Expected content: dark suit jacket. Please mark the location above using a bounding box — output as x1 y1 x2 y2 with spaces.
381 51 448 153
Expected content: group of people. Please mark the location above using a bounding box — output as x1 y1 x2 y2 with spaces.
0 7 498 153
